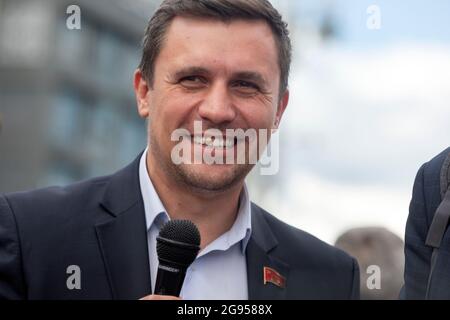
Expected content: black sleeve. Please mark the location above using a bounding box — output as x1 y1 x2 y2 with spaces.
0 194 27 299
403 164 432 299
349 257 360 300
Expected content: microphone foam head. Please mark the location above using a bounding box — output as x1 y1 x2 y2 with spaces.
157 220 201 268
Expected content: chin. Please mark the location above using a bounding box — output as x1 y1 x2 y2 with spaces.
174 163 250 193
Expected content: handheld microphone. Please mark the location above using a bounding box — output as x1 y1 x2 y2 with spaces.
154 220 201 296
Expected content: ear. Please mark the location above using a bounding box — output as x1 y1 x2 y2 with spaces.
273 90 289 130
134 69 151 119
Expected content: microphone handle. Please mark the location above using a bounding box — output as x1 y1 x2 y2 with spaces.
154 264 187 296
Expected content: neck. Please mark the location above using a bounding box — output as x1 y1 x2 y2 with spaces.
146 152 243 249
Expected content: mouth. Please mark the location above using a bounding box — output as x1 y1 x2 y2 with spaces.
192 135 237 149
171 130 258 166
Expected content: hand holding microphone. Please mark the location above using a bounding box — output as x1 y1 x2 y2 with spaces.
140 220 201 300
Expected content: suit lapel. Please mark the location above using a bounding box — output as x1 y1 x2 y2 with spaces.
247 204 290 300
94 155 291 300
95 153 151 300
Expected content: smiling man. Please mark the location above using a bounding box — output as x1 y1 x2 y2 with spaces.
0 0 359 300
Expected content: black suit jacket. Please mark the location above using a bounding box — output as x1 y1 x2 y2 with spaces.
0 153 359 300
403 147 450 299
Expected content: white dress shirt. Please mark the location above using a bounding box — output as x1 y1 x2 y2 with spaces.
139 149 252 300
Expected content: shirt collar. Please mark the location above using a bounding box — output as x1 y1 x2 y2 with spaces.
139 149 170 231
139 149 252 254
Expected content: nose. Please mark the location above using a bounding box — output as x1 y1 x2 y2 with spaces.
197 82 237 125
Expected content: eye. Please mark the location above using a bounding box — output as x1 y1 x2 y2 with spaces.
232 80 260 94
179 76 207 89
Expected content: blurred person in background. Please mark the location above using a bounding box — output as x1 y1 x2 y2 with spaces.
335 227 404 300
0 0 359 300
402 147 450 299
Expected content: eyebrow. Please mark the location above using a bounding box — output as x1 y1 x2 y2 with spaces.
172 66 210 80
172 66 269 88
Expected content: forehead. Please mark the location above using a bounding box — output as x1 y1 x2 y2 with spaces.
156 16 280 78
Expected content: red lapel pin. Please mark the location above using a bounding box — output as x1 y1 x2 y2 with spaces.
263 266 286 288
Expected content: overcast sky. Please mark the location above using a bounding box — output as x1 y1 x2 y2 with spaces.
250 0 450 244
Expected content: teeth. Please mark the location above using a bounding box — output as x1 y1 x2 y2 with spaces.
193 136 203 145
192 136 235 149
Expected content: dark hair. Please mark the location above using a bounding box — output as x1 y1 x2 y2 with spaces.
138 0 292 96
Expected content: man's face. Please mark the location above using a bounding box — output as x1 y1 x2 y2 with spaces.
135 16 289 193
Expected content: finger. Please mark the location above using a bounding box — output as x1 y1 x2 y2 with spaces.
139 294 181 300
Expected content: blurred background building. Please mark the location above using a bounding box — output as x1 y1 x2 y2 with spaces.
0 0 154 191
1 0 450 248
